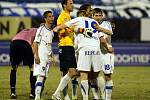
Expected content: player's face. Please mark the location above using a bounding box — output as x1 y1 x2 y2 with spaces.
45 13 54 24
86 6 93 18
93 13 103 22
66 0 74 12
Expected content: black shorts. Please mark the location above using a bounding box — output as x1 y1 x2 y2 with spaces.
59 46 77 71
9 40 34 67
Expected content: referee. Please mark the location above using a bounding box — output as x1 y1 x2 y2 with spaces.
9 28 37 99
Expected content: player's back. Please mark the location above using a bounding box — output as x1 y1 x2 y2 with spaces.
100 21 112 45
66 17 101 48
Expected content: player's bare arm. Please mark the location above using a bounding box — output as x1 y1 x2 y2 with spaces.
100 36 113 53
53 24 68 33
94 24 113 35
33 42 40 64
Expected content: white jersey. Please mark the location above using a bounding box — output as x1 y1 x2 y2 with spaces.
66 17 103 72
65 17 103 49
34 25 54 77
34 25 54 55
99 21 113 45
99 21 114 74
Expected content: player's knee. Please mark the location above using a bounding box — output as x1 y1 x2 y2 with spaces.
68 68 77 77
80 72 88 80
104 74 112 81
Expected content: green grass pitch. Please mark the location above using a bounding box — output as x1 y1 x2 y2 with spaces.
0 66 150 100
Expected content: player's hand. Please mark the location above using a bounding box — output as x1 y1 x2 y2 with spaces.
107 47 114 53
94 24 103 31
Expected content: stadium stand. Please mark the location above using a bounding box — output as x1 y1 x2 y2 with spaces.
0 0 103 5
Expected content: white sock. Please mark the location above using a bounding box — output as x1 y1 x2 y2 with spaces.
60 76 70 100
90 80 99 99
72 78 78 99
35 76 44 98
80 80 89 100
64 94 70 100
97 76 105 99
63 85 70 100
105 80 113 100
54 74 71 96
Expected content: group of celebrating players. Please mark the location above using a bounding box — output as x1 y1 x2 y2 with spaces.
9 0 115 100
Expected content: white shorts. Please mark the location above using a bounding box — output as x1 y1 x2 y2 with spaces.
77 46 103 72
33 44 51 77
102 53 114 74
33 60 50 77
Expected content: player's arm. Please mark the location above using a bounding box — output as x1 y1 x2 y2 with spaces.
100 36 113 53
95 24 113 35
33 42 40 64
33 28 42 64
53 24 68 33
55 17 80 32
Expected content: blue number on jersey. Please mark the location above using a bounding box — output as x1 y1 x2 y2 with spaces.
105 64 110 70
85 20 97 33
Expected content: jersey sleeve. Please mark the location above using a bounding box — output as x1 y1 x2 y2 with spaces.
64 17 80 28
34 26 43 43
103 21 113 34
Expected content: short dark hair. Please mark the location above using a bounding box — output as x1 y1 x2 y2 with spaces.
93 8 103 15
76 10 86 17
42 10 52 23
79 4 91 11
43 10 52 18
61 0 68 9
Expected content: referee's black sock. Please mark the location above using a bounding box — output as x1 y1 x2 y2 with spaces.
30 71 36 95
10 69 16 94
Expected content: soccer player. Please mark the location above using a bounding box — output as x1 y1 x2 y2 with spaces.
93 8 114 100
79 4 93 18
52 8 112 100
78 4 101 100
9 28 37 99
33 10 54 100
56 0 78 100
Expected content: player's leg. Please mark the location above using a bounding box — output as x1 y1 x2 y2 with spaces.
10 65 18 99
72 47 80 100
71 77 78 100
77 47 91 100
52 68 77 99
104 74 113 100
52 46 77 100
29 65 36 99
103 53 114 100
89 72 99 100
55 47 70 100
97 75 105 100
24 42 36 99
61 70 70 100
34 59 49 100
90 49 105 100
61 69 70 100
9 41 22 99
80 72 89 100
